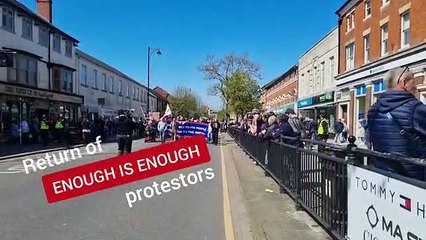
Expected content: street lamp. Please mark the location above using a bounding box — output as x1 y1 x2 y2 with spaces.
147 46 161 116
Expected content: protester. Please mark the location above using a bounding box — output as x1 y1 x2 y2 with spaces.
31 115 39 144
272 115 293 143
211 119 220 145
115 109 135 156
334 119 344 143
21 116 30 144
171 118 178 141
157 117 168 144
285 109 306 138
263 115 278 140
341 119 348 142
81 117 91 144
208 121 213 143
368 67 426 181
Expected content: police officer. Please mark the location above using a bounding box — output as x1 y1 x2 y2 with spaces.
115 109 135 156
40 115 49 147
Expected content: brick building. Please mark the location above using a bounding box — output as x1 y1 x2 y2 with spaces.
261 65 298 114
335 0 426 136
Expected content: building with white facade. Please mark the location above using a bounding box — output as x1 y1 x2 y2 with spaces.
75 49 151 121
297 27 338 128
0 0 82 143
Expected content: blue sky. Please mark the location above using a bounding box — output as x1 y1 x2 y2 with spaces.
22 0 344 109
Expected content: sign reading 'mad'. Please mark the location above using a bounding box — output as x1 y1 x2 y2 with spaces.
347 165 425 240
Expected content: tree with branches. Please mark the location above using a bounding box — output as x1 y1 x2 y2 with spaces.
198 53 262 116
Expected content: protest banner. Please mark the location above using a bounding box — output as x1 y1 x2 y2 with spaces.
175 121 209 140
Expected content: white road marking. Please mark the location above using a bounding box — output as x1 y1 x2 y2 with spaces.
0 164 25 174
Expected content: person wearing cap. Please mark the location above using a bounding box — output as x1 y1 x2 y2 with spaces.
115 109 136 156
368 66 426 181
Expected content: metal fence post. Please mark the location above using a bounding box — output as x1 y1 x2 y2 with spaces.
294 136 303 211
346 135 358 164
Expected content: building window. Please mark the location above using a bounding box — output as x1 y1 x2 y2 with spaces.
133 86 136 99
102 73 107 91
346 11 355 32
2 7 14 32
80 64 87 85
401 11 410 48
7 55 37 87
126 85 130 97
92 69 98 88
373 80 386 93
110 76 114 93
356 85 367 97
364 34 371 63
65 40 72 58
118 80 122 94
321 61 325 88
365 0 371 18
21 17 32 40
346 43 355 71
381 24 389 56
38 26 49 47
330 56 335 79
382 0 390 6
53 68 73 93
53 33 61 52
137 88 140 101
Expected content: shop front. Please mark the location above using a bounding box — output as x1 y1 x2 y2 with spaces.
297 91 336 132
0 82 83 144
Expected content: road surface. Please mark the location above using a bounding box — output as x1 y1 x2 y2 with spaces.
0 139 228 240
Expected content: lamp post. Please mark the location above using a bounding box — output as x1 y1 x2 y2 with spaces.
147 46 161 118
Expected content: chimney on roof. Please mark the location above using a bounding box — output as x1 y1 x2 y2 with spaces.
36 0 53 23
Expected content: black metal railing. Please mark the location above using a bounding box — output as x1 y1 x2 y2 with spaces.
227 127 426 240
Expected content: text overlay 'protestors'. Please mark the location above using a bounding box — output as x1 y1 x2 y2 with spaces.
42 135 210 203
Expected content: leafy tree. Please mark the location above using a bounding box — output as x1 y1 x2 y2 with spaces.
198 53 262 116
168 86 209 119
224 71 261 116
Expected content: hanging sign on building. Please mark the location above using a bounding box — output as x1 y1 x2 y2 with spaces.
0 83 83 104
347 165 426 240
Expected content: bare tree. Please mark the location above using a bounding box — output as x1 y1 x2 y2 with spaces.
198 53 262 112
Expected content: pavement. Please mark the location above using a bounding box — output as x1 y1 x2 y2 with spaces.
221 134 332 240
0 134 332 240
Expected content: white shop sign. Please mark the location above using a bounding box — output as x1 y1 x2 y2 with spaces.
347 165 426 240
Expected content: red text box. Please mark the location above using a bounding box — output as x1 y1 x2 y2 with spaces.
42 135 210 203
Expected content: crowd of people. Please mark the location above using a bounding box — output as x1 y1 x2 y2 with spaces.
231 67 426 181
230 108 337 149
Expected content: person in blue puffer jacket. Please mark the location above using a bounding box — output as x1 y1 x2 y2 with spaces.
368 66 426 181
